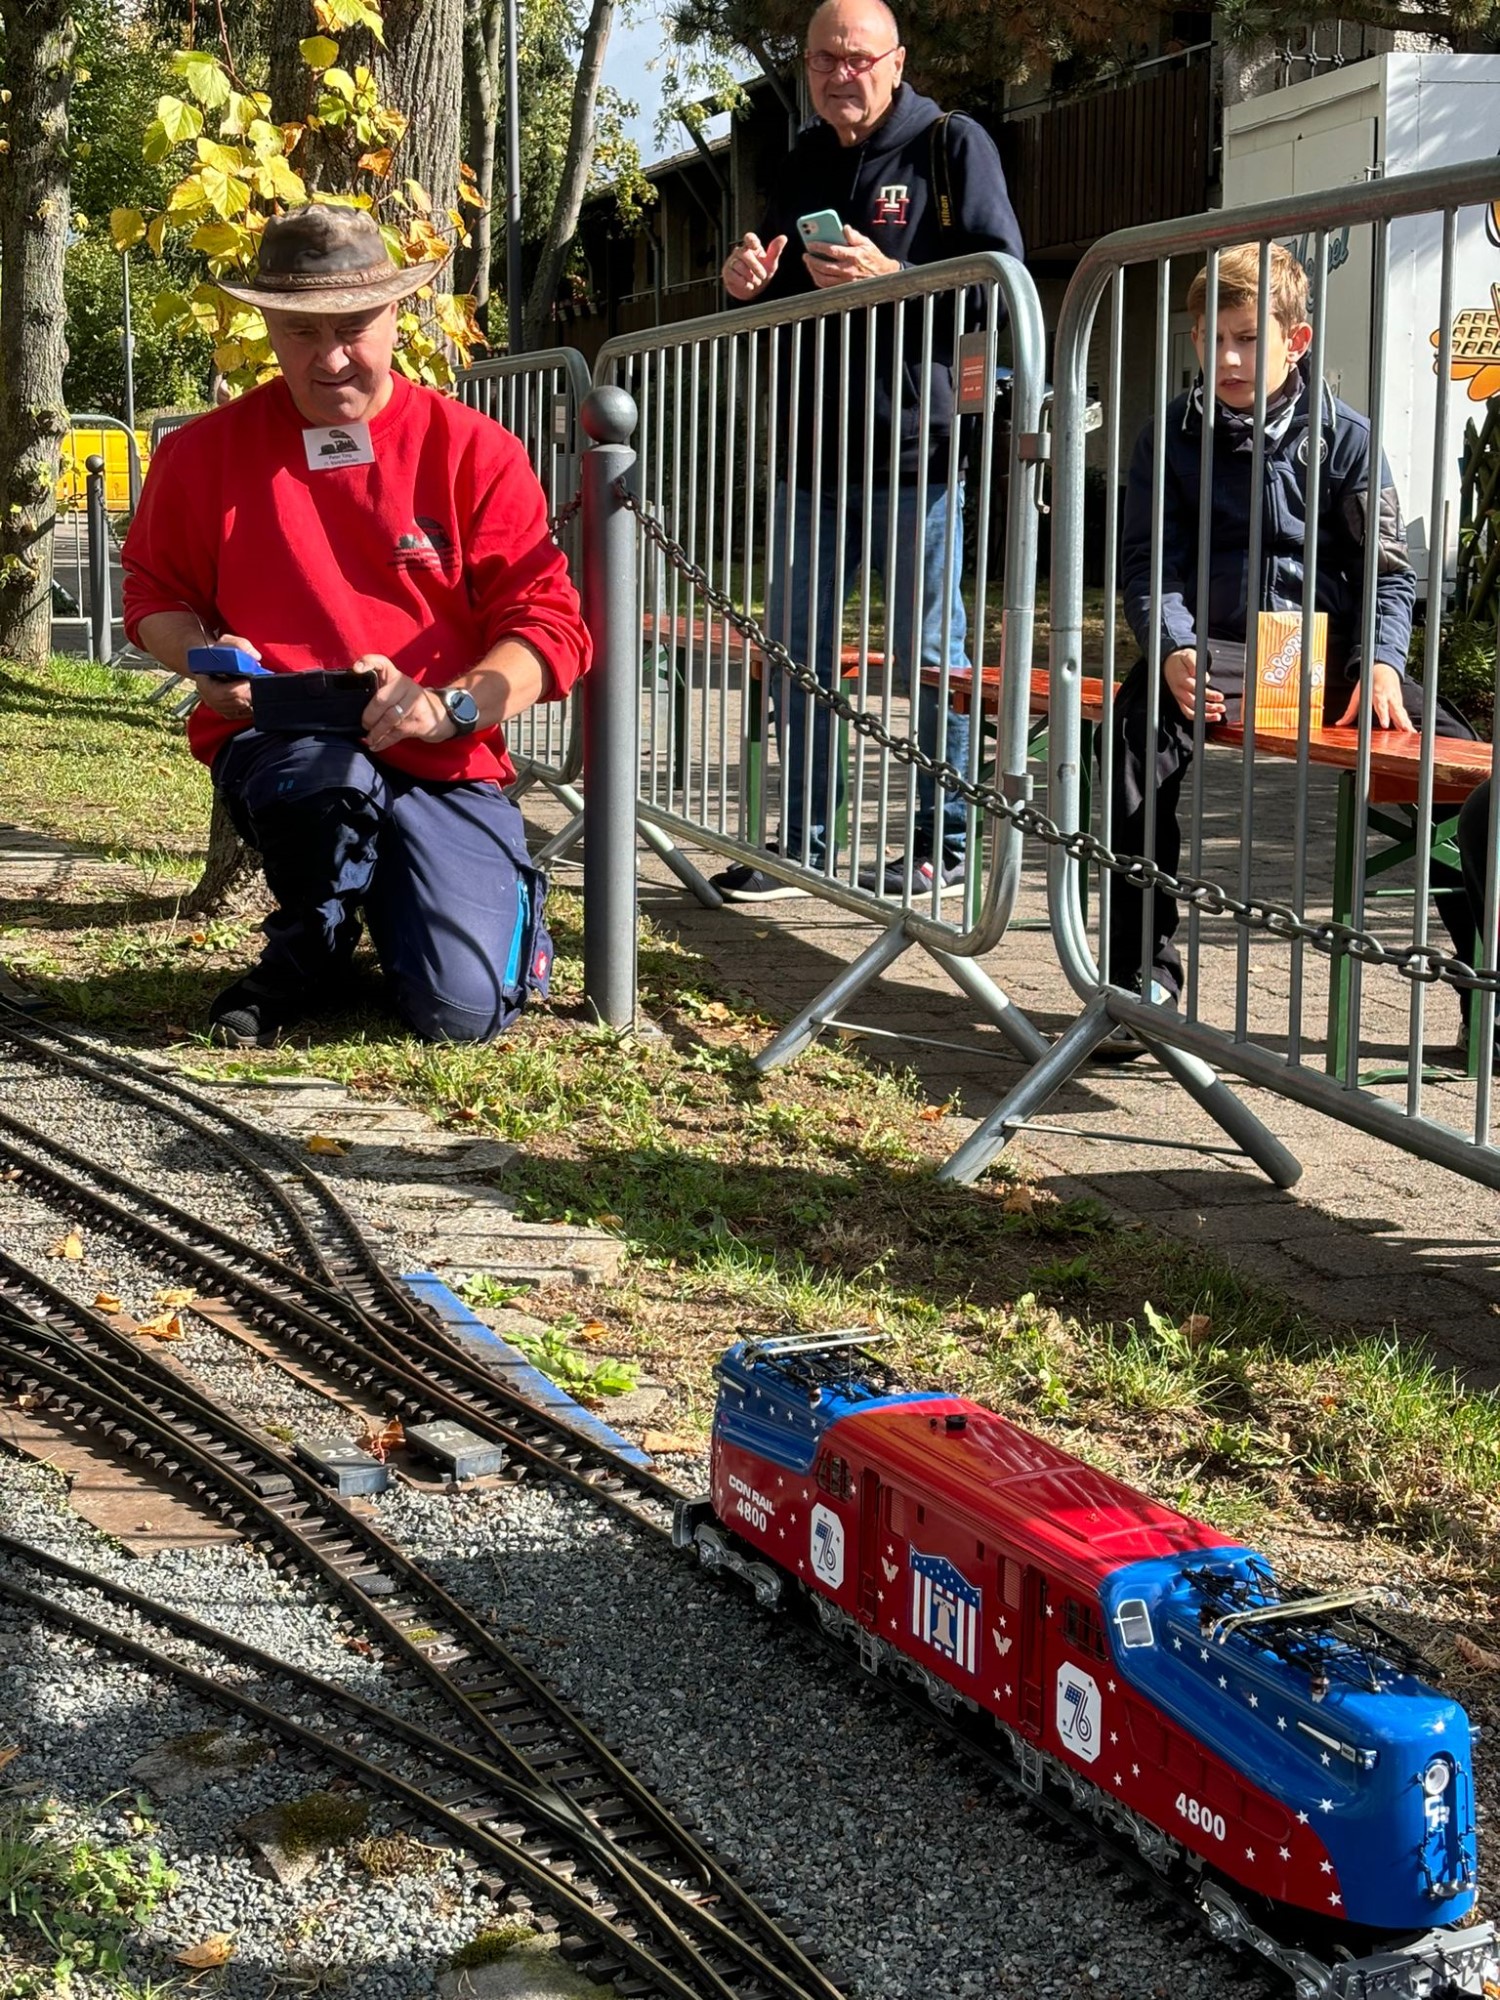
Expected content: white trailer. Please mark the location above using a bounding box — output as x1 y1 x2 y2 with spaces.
1222 53 1500 596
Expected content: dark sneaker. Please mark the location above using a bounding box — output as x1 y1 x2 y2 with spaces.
858 852 967 898
1090 977 1177 1064
208 977 305 1049
710 857 811 903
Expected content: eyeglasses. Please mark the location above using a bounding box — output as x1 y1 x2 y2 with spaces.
804 45 899 76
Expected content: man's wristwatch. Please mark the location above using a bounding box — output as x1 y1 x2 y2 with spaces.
440 686 481 737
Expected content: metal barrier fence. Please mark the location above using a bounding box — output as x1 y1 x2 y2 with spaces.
457 349 593 811
943 157 1500 1191
592 251 1054 1069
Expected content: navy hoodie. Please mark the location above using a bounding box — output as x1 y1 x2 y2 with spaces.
752 85 1024 482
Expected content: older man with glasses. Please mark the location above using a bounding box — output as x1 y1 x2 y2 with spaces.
714 0 1023 904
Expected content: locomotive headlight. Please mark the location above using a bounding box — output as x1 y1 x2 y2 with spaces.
1422 1758 1451 1798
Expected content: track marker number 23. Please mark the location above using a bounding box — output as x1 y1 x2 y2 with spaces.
1175 1794 1226 1841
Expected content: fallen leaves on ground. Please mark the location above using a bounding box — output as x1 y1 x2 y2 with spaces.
0 1744 20 1773
156 1286 198 1308
359 1416 404 1460
306 1134 350 1157
1001 1186 1036 1215
1456 1634 1500 1674
175 1933 236 1969
135 1311 185 1342
1181 1313 1214 1349
50 1231 84 1260
93 1291 123 1312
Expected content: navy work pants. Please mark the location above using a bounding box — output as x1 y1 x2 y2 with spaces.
1107 659 1478 996
214 730 551 1043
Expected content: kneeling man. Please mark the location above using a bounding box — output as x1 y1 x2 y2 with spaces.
124 205 590 1046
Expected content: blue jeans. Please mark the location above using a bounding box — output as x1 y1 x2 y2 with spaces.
766 479 971 865
214 730 551 1042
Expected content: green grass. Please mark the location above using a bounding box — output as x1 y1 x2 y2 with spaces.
0 1798 177 1995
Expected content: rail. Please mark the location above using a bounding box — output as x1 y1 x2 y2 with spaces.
942 156 1500 1191
590 251 1054 1071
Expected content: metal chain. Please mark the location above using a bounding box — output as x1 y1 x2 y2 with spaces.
549 490 583 544
618 479 1500 997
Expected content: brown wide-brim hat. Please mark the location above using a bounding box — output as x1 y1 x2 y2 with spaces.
216 203 451 314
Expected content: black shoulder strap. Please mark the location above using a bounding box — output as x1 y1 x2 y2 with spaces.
931 111 955 234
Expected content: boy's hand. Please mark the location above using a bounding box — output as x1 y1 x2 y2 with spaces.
1163 647 1225 723
1336 664 1416 733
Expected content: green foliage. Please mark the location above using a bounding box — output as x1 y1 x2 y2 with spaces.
64 235 212 416
0 1800 177 1991
452 1920 533 1968
1410 615 1498 740
514 0 653 255
508 1321 641 1398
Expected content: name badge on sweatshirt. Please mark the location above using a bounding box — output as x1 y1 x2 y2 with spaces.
302 421 375 470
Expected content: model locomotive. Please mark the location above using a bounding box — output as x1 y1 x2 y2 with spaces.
674 1332 1498 2000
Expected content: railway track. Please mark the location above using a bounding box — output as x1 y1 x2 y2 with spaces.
0 1253 843 2000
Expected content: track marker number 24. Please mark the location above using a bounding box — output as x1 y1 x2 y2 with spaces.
1175 1794 1226 1841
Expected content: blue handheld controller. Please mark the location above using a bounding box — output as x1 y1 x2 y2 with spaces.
188 644 271 680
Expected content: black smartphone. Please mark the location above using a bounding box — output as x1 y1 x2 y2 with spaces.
250 670 376 736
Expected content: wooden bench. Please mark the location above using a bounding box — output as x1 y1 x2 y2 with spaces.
928 662 1494 1075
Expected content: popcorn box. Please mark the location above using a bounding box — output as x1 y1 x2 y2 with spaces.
1254 610 1327 729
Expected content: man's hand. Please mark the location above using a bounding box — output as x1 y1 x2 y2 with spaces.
1163 647 1225 723
803 226 901 289
357 654 451 753
1336 662 1416 732
723 233 787 302
190 631 260 722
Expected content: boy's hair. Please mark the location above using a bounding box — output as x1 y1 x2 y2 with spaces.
1186 242 1310 334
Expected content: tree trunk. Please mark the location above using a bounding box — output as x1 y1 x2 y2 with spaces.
0 0 76 669
456 0 501 315
377 0 464 223
183 793 264 919
522 0 614 349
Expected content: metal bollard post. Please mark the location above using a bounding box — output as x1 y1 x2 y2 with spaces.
84 455 113 664
580 385 640 1030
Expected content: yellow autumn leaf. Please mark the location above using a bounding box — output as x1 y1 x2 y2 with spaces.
110 206 146 250
357 146 393 177
306 1134 350 1157
175 1933 236 1969
642 1431 704 1456
136 1313 185 1342
146 213 170 257
156 1287 198 1308
0 1745 20 1773
51 1232 84 1260
93 1292 123 1313
299 34 340 68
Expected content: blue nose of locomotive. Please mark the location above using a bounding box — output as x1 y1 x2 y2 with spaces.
1102 1558 1479 1934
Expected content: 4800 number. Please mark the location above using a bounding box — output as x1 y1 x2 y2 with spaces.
1175 1794 1227 1842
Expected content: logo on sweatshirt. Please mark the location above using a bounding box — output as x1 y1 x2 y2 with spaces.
389 516 458 573
872 184 910 228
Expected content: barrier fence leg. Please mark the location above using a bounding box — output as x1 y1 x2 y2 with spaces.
85 456 112 665
1149 1041 1302 1189
926 948 1051 1065
581 387 640 1030
753 921 913 1074
936 994 1118 1183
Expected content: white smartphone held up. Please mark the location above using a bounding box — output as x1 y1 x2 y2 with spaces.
797 209 847 249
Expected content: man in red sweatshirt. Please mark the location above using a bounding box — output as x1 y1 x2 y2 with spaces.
123 205 590 1047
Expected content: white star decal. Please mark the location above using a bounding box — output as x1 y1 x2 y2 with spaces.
876 1590 884 1602
996 1613 1007 1629
1107 1680 1116 1693
993 1689 1004 1701
1200 1647 1210 1662
797 1559 806 1571
1131 1764 1140 1778
1277 1716 1287 1731
886 1543 895 1556
1328 1893 1341 1908
1172 1637 1182 1652
1218 1675 1228 1689
1296 1811 1309 1825
1045 1604 1054 1618
1245 1847 1256 1862
778 1528 786 1539
1247 1694 1259 1709
1320 1752 1330 1767
1319 1799 1334 1814
1114 1772 1123 1786
1320 1861 1333 1875
789 1512 798 1523
1278 1848 1290 1862
1004 1683 1013 1697
1109 1731 1119 1745
776 1476 784 1487
1433 1719 1446 1735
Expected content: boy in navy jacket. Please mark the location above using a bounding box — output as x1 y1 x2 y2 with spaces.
1106 241 1475 1028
